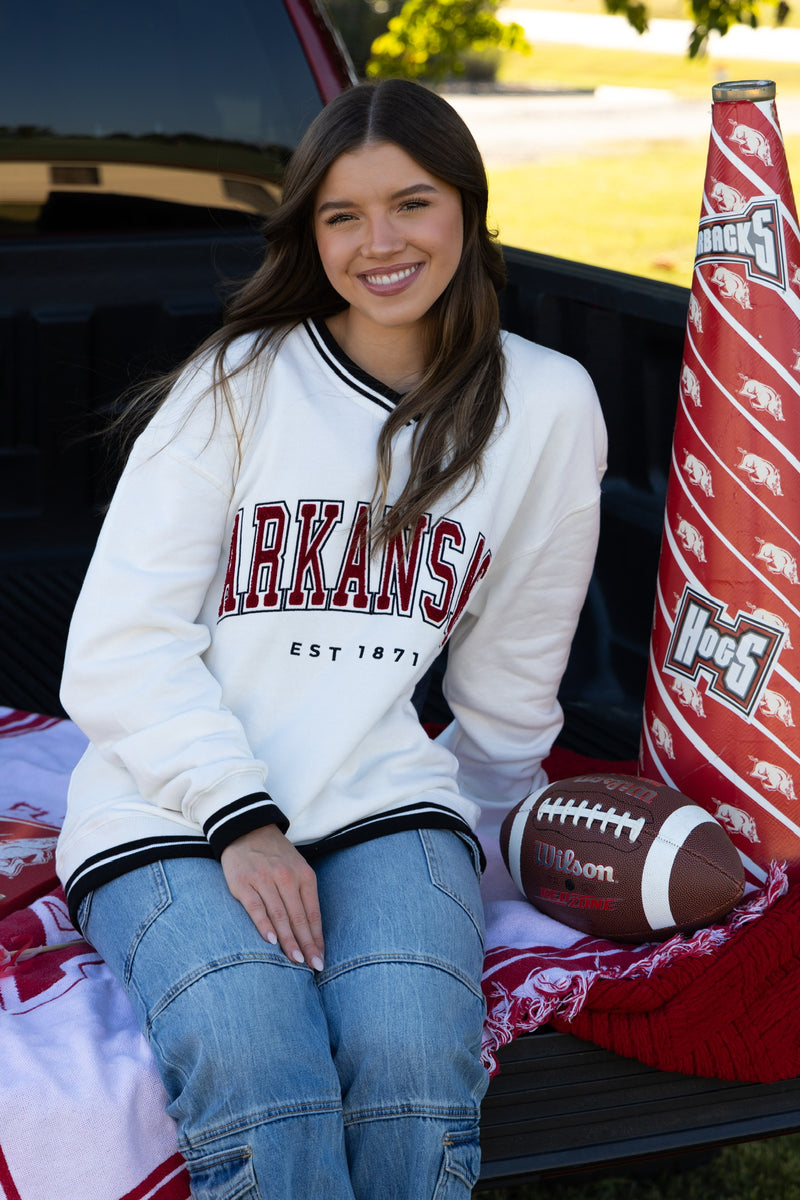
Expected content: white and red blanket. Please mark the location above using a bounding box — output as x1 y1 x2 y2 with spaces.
1 708 799 1200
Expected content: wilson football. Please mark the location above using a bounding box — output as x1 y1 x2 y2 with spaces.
500 773 746 942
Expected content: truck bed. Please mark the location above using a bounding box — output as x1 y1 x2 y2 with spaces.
479 1027 800 1187
2 233 799 1185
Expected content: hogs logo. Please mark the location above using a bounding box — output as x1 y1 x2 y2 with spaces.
665 587 784 717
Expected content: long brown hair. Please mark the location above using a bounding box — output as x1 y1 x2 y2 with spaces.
123 80 507 545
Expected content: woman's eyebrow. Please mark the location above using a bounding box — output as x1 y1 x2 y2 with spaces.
391 183 438 200
317 182 438 215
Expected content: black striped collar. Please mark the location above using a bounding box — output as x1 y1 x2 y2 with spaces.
305 317 405 414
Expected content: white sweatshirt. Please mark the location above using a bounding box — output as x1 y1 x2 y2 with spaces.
57 318 607 922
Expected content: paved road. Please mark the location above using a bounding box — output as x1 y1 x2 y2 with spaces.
442 8 800 166
443 87 800 166
508 8 800 61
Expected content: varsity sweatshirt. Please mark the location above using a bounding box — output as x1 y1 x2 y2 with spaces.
57 318 607 924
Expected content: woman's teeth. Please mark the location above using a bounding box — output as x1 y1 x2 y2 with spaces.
364 266 417 285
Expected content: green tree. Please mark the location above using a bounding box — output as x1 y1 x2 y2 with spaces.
610 0 790 56
326 0 406 77
366 0 530 84
355 0 791 79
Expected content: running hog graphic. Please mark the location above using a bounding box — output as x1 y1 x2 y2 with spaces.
711 266 752 309
737 376 784 422
736 449 783 496
649 714 675 758
759 688 795 728
682 451 714 497
728 120 773 165
0 837 58 879
710 178 747 213
681 363 702 407
713 800 760 844
748 757 797 801
689 294 703 332
676 517 706 562
745 604 793 648
754 540 799 584
671 676 706 716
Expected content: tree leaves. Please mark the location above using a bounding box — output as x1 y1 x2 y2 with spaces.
601 0 788 58
366 0 530 82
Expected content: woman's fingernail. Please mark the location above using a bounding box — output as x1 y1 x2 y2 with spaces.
312 956 324 973
292 950 305 964
267 931 278 945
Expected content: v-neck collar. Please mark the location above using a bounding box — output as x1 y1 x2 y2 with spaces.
306 318 405 414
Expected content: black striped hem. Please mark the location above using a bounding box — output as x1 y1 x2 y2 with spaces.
202 793 290 859
65 834 215 928
298 808 485 871
64 806 484 930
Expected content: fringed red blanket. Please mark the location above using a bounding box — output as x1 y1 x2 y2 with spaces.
480 746 800 1083
1 711 799 1200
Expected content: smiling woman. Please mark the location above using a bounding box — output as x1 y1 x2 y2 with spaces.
56 79 607 1200
220 78 512 548
314 143 464 390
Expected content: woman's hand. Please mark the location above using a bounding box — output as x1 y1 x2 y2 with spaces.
221 825 325 971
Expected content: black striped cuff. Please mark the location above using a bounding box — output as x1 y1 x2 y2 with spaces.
202 793 290 858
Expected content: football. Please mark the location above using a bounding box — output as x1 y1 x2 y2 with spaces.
500 773 746 942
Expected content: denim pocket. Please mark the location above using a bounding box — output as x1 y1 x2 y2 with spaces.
76 861 172 992
419 828 485 945
184 1143 258 1200
432 1126 481 1198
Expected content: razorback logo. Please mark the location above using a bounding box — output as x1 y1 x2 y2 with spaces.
665 587 784 716
695 197 786 291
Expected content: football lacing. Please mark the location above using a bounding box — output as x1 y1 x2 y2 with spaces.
537 796 646 842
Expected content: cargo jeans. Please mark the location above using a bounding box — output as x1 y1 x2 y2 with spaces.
77 828 489 1199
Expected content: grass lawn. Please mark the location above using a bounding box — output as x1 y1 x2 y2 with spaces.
485 38 800 283
488 141 708 286
488 133 800 286
498 41 800 98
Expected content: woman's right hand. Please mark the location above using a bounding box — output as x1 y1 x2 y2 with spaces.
220 825 325 971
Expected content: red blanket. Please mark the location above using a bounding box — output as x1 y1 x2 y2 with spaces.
479 745 800 1084
1 711 798 1200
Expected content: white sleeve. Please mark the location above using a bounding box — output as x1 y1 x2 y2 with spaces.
60 359 288 855
437 363 607 842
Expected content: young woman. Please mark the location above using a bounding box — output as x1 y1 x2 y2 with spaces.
57 79 606 1199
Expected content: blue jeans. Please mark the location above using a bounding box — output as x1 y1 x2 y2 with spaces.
77 829 489 1199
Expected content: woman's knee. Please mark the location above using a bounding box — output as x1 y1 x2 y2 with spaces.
80 862 344 1144
322 959 488 1116
150 957 344 1146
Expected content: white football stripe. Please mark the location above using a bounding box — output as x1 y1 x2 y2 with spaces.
506 783 551 895
642 805 718 930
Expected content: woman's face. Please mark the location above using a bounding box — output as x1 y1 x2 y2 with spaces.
314 141 464 343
